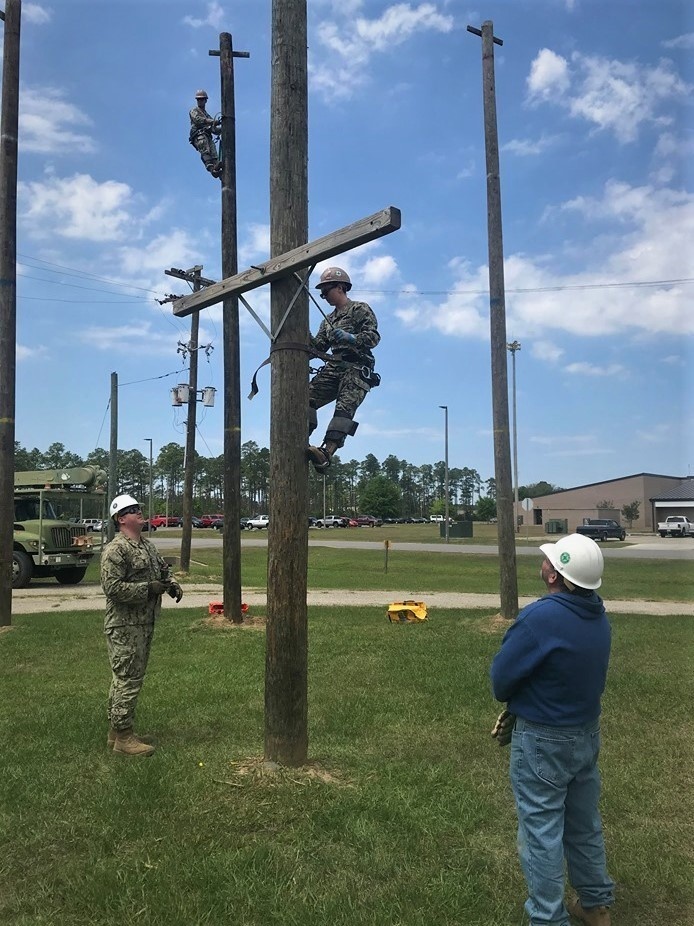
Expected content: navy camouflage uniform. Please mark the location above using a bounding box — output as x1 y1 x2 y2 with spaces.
309 298 380 449
101 533 172 732
189 105 221 173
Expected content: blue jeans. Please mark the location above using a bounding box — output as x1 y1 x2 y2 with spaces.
510 718 615 926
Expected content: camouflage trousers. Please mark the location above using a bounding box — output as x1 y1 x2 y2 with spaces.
191 131 219 168
309 363 369 421
105 623 155 732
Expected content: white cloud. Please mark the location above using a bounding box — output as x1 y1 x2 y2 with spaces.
397 180 694 340
310 2 454 101
79 322 176 354
182 2 225 30
20 87 95 155
17 344 48 360
19 173 137 241
502 134 559 157
531 340 565 363
526 49 690 143
23 4 52 24
526 48 570 101
564 361 626 376
662 33 694 50
239 223 271 266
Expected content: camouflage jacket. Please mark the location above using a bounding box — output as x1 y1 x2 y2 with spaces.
101 533 172 630
189 106 219 143
310 299 380 366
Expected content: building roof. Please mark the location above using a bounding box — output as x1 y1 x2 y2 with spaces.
531 473 684 499
650 478 694 502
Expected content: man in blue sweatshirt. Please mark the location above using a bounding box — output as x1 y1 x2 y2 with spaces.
490 533 615 926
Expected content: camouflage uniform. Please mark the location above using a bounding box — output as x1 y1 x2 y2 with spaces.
189 105 221 172
309 298 380 447
101 533 172 732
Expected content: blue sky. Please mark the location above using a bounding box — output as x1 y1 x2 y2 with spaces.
8 0 693 489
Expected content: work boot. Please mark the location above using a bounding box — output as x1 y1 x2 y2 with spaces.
567 898 611 926
107 728 156 750
307 445 331 472
112 728 156 757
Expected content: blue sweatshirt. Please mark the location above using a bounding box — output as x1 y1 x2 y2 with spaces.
490 591 611 726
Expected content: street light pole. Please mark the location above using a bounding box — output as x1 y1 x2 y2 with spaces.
144 438 153 530
507 341 521 532
439 405 449 543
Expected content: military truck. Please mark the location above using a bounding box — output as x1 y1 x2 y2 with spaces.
13 466 108 588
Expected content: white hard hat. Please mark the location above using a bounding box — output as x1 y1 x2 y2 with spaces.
540 533 604 590
315 267 352 291
110 494 140 520
195 89 208 99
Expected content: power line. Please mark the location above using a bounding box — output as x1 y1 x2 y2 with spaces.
362 277 694 297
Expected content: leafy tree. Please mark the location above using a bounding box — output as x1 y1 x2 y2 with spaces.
41 441 84 469
596 499 615 510
475 496 497 521
621 500 640 527
14 442 42 471
358 475 401 518
520 481 562 499
359 453 381 482
485 476 497 499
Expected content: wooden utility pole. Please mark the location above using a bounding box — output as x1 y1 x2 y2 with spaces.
467 20 519 620
0 0 21 627
265 0 310 766
217 33 246 622
106 372 118 542
166 265 214 573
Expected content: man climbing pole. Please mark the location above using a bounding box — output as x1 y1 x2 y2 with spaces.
307 267 380 472
189 89 223 178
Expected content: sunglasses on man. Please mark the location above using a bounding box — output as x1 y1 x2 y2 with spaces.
120 505 142 516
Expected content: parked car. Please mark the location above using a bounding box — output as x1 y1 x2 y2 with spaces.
240 517 250 529
315 515 348 528
80 518 103 532
356 514 382 527
211 518 224 531
190 516 204 529
149 515 182 528
657 515 694 537
429 515 444 523
142 520 156 533
246 514 270 530
200 513 224 528
575 519 626 542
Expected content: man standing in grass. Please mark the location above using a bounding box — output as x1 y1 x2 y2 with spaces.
101 495 183 757
490 533 614 926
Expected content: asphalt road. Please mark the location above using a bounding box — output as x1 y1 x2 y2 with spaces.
150 532 694 561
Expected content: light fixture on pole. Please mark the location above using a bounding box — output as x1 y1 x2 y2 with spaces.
144 438 153 530
507 341 521 532
439 405 450 543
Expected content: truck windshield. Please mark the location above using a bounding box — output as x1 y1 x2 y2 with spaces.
14 498 59 521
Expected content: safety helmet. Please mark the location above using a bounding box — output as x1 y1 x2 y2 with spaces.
315 267 352 291
195 89 208 99
110 494 141 521
540 533 604 590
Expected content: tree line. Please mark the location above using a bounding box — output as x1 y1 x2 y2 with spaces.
14 440 563 520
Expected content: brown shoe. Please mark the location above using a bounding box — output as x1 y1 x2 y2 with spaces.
568 898 611 926
112 729 156 757
107 728 156 750
307 445 331 472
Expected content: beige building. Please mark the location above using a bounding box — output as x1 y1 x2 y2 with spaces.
528 473 688 533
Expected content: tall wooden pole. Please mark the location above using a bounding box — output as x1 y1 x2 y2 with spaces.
265 0 309 765
468 20 518 620
0 0 21 627
180 274 201 573
107 372 118 542
219 33 243 623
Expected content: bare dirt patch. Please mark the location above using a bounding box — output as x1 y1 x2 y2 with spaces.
194 614 267 632
220 755 352 788
477 612 514 634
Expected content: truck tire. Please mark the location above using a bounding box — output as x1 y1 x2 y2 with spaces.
619 531 626 541
55 568 88 585
600 532 608 542
12 551 33 589
659 531 666 537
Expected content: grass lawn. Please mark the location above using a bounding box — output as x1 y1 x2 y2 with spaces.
1 607 692 925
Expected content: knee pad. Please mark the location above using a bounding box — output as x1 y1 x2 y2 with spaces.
325 415 358 447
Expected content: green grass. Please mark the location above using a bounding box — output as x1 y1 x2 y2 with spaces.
177 546 692 602
1 608 693 925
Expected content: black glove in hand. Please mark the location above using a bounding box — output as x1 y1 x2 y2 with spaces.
148 579 169 597
167 581 183 603
491 709 516 747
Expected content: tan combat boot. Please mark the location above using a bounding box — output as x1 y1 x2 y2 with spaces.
107 728 156 750
112 729 156 757
568 898 611 926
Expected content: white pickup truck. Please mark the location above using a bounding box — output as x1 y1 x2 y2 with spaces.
246 514 269 530
657 516 694 537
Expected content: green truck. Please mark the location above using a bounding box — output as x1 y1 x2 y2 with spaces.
13 466 108 588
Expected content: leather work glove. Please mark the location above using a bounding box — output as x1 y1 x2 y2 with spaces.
331 328 356 347
167 581 184 603
491 708 516 747
148 579 169 597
